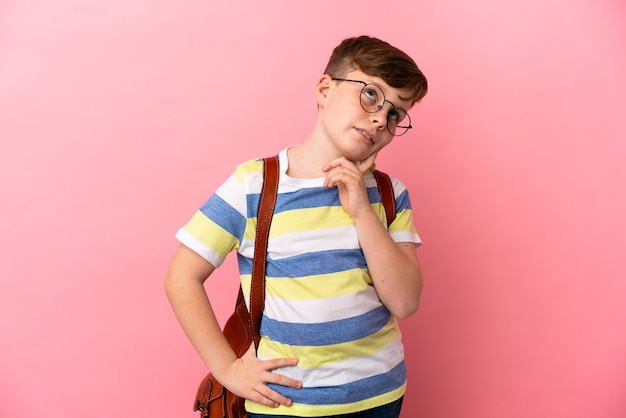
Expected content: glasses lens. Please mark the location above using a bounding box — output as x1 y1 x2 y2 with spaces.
359 84 385 112
388 109 411 136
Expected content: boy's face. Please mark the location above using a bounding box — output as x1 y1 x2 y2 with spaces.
317 70 413 163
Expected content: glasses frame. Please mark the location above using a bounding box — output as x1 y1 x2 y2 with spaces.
331 77 412 136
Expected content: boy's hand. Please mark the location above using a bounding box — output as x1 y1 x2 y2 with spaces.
322 153 377 219
219 343 302 408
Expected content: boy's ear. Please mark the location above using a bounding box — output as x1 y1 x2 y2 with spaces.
315 74 332 108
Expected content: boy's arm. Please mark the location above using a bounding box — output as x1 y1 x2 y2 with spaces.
323 158 423 319
164 244 302 407
351 217 423 319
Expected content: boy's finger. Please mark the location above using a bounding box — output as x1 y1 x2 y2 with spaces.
322 157 352 172
358 152 378 174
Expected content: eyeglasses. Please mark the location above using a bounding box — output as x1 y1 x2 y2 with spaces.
331 78 412 136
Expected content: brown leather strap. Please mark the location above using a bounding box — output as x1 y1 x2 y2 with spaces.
374 170 396 227
249 156 279 348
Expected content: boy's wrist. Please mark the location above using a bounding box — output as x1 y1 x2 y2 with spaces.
351 206 379 225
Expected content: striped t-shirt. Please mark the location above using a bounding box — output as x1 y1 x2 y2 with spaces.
176 148 421 416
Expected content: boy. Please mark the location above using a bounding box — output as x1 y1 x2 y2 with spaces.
165 35 428 418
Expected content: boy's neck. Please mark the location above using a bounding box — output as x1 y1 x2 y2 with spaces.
286 139 344 179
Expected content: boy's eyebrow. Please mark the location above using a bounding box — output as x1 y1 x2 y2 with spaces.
387 89 412 108
389 95 412 111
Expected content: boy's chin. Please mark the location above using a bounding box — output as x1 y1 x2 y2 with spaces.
342 148 380 164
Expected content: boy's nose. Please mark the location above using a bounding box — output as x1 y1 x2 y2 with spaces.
369 111 388 131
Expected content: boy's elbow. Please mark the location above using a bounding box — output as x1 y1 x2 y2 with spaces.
392 301 420 319
390 280 422 319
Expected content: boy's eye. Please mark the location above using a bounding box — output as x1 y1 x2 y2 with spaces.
388 108 408 125
361 87 380 107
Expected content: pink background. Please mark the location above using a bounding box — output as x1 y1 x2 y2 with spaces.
1 1 625 417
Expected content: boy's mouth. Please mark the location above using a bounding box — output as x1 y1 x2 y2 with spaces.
356 128 375 144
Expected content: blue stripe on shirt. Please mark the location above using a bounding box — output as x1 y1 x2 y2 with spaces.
396 188 412 212
246 186 384 217
238 249 367 278
268 360 406 405
199 194 246 242
260 305 391 346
